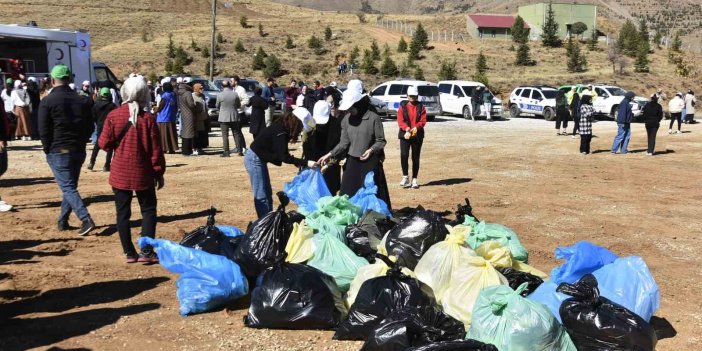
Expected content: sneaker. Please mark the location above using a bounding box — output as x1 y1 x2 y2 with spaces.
668 129 673 134
57 220 69 231
571 135 577 139
78 218 96 236
87 163 94 171
411 179 419 189
126 254 139 264
400 176 410 188
675 130 681 134
0 201 12 212
646 153 653 156
102 165 110 172
137 251 159 264
192 150 200 156
220 153 230 157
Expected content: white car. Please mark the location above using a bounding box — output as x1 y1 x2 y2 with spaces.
558 84 642 119
509 86 560 120
370 80 442 121
438 80 503 119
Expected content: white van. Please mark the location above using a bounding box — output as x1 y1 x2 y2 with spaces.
369 80 442 121
438 80 503 119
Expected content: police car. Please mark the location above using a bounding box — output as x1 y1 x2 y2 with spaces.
508 85 560 121
369 79 442 121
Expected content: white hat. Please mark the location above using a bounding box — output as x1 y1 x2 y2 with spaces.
339 79 364 111
69 83 76 90
312 101 330 125
329 81 337 87
27 77 37 82
160 77 170 85
293 107 315 133
407 86 419 96
183 77 192 83
176 77 183 84
82 80 90 86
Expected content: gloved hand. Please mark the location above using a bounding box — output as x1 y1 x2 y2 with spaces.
307 160 319 168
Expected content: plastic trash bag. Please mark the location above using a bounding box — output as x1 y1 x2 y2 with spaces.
180 207 239 260
346 254 416 307
306 195 361 242
334 256 436 341
361 305 466 351
244 258 347 330
284 168 331 214
447 198 478 226
284 222 315 263
407 340 498 351
468 283 577 351
464 216 528 263
307 232 369 292
350 171 392 217
441 255 508 327
475 241 547 279
415 224 477 303
497 267 543 297
138 237 248 316
558 274 657 351
346 210 395 263
232 193 291 278
385 210 449 270
345 225 376 262
550 241 619 284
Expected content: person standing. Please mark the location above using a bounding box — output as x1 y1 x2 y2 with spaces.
232 76 250 120
247 87 268 140
176 80 196 155
88 88 116 171
570 88 581 138
579 92 595 154
1 79 14 127
26 77 41 140
683 90 695 124
313 80 327 102
245 112 315 218
98 77 165 263
0 108 12 212
642 94 663 156
78 81 91 97
191 83 208 155
154 82 179 154
261 78 276 127
38 64 96 235
482 87 494 121
555 90 569 135
470 86 481 121
300 101 342 194
611 92 635 154
318 79 391 208
396 86 427 189
285 79 299 112
668 93 685 134
216 80 242 157
11 80 32 141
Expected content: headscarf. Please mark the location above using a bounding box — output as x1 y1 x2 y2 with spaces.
120 76 150 127
13 80 22 89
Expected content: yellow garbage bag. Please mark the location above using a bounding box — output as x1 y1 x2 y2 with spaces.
476 240 548 279
284 222 315 263
441 255 508 328
415 224 477 303
346 255 416 307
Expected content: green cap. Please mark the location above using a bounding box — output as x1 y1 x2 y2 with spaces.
5 78 12 85
99 87 110 97
50 64 71 80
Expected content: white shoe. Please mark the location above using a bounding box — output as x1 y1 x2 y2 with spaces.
675 130 681 134
0 201 13 212
668 129 673 134
192 150 200 155
411 179 419 189
400 176 410 188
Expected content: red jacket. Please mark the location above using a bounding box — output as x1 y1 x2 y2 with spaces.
98 105 165 191
397 101 427 139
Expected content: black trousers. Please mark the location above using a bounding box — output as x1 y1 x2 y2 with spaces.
646 125 659 154
89 131 113 168
556 110 570 130
669 112 682 130
579 134 592 154
341 154 391 210
113 187 157 256
400 137 423 178
323 163 341 195
221 122 246 154
181 138 193 155
571 108 580 134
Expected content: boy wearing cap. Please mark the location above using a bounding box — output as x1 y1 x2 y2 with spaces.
38 64 96 235
88 88 116 171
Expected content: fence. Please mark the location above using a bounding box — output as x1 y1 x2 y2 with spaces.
375 18 468 42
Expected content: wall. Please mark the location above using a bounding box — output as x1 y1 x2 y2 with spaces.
518 3 596 40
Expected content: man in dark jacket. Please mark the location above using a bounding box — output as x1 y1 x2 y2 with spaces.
88 88 116 171
611 91 635 154
247 87 268 140
38 64 96 235
26 77 41 140
470 86 482 121
642 94 663 156
261 78 277 127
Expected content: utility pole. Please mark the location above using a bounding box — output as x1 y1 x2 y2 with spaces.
209 0 217 81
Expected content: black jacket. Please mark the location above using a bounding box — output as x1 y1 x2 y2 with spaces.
38 85 94 154
642 101 663 126
302 116 342 162
471 88 482 105
250 122 306 167
247 95 268 136
92 99 116 130
0 109 10 142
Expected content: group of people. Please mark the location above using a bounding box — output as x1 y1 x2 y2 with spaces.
336 61 353 75
469 86 494 121
557 85 696 156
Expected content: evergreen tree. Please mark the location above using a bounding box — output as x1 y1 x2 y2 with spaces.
217 32 225 44
252 46 267 70
638 18 650 54
617 20 639 56
240 16 248 28
473 72 489 86
515 43 533 66
476 50 488 74
588 29 598 51
324 26 332 41
370 40 381 61
263 54 282 78
234 39 245 53
414 66 425 80
653 31 662 49
382 43 391 58
414 23 429 48
397 37 408 53
361 49 378 75
164 58 174 74
541 3 561 47
172 57 184 74
399 62 410 77
438 60 457 80
566 39 587 72
349 46 360 66
308 35 323 49
202 46 210 58
285 35 294 49
670 30 682 53
258 23 265 37
166 33 176 58
380 56 398 77
570 22 588 40
190 38 199 51
511 15 529 44
634 40 650 72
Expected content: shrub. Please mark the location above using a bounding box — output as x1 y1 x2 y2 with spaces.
263 54 282 78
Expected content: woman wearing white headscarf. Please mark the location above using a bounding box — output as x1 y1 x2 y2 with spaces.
11 80 32 140
99 76 166 264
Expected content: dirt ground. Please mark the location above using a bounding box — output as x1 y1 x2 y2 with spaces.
0 114 700 350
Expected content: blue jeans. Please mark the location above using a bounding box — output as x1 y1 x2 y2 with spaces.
244 149 272 218
611 124 631 154
46 151 90 222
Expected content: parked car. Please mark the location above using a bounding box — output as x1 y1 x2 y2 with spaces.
336 85 388 117
558 84 642 119
509 85 559 120
438 80 503 119
188 78 220 119
369 80 441 121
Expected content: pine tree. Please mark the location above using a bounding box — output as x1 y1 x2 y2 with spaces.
511 15 529 44
617 20 639 57
172 57 184 74
476 50 488 74
285 35 294 49
349 46 360 66
588 29 598 51
202 46 210 58
382 43 391 58
370 40 381 61
397 37 408 52
361 49 378 75
566 39 587 72
240 16 248 28
380 56 398 77
634 40 650 72
166 33 176 58
217 32 225 44
235 39 245 53
541 3 561 47
399 62 410 77
164 58 174 74
670 30 682 53
515 43 533 66
252 46 267 70
190 38 199 51
324 26 332 41
414 66 425 80
263 54 282 78
414 23 429 48
258 23 265 37
438 60 457 80
637 18 650 54
308 35 323 49
653 31 662 49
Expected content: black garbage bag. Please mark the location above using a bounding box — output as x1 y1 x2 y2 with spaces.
361 305 466 351
347 211 399 263
244 255 347 329
391 205 424 220
447 197 478 226
334 255 436 341
180 207 238 260
384 210 449 270
287 210 306 225
232 192 291 278
406 340 498 351
557 274 657 351
497 267 544 296
346 225 376 262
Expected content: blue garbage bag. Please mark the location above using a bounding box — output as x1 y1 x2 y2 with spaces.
349 172 391 217
550 241 619 284
217 225 245 238
138 237 249 316
284 168 332 214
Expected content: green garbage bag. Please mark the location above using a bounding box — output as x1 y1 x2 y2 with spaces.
307 196 362 242
308 232 370 292
464 216 529 263
468 283 577 351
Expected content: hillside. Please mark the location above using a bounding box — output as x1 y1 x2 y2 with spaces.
0 0 699 100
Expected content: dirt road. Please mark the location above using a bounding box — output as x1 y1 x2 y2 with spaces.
1 115 700 350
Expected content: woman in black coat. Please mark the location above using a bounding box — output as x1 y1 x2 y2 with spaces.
642 94 663 156
247 88 268 139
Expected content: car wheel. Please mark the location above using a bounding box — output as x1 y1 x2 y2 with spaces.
427 115 436 122
543 107 555 121
509 104 521 118
462 106 472 119
610 105 619 119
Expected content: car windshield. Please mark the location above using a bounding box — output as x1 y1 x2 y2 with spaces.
606 87 626 96
417 85 438 96
462 86 477 96
192 79 219 92
239 81 260 94
542 90 558 99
